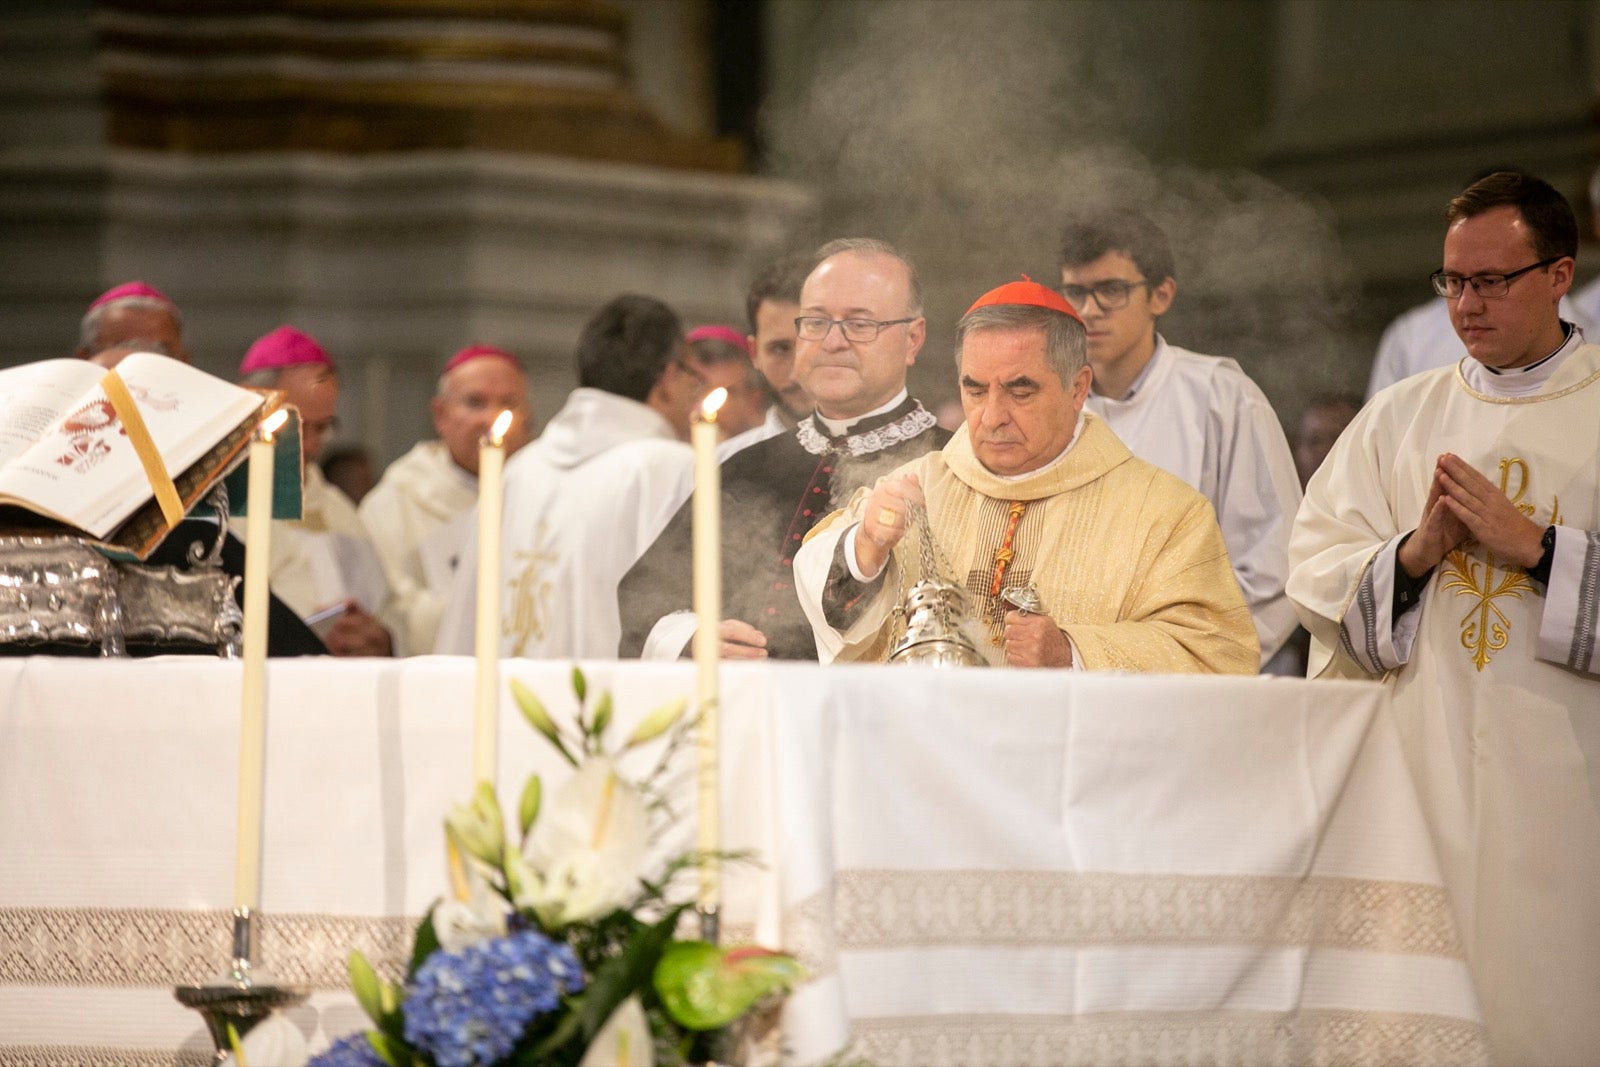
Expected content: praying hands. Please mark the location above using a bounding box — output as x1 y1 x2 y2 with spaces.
1434 452 1546 568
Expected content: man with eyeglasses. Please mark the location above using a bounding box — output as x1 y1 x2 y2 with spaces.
360 344 532 655
1057 210 1302 674
618 238 949 661
235 325 398 656
435 294 748 659
1289 170 1600 1064
793 278 1257 672
1367 171 1591 399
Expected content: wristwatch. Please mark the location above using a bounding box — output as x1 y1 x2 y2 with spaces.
1528 525 1557 585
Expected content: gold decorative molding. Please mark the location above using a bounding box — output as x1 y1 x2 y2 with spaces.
94 0 745 170
102 0 629 30
99 29 629 70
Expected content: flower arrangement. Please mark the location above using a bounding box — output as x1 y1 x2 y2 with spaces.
306 669 802 1067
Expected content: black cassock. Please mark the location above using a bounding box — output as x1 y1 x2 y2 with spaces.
618 397 950 660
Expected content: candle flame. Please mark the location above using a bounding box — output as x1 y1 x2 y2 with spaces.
489 409 514 446
699 387 728 423
260 408 290 442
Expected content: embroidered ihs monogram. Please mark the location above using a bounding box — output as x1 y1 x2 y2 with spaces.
505 521 558 653
1440 458 1562 671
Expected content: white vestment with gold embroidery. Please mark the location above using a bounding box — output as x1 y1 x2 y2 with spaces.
433 388 694 659
1288 339 1600 1065
230 462 396 633
359 441 479 655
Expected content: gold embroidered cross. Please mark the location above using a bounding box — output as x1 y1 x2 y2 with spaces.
506 520 558 653
1439 458 1560 672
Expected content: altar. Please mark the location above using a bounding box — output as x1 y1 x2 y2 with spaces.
0 657 1486 1066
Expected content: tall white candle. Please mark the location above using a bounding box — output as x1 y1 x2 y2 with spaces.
691 387 727 913
235 407 287 913
473 410 514 786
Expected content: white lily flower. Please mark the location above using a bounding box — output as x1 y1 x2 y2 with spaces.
518 756 648 928
434 874 509 954
444 781 505 867
579 994 655 1067
219 1011 307 1067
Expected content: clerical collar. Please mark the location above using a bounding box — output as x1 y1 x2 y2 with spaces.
1462 321 1583 398
814 390 908 436
1482 320 1574 375
990 412 1085 482
796 392 937 456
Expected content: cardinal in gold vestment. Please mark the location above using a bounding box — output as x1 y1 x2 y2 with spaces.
795 279 1257 674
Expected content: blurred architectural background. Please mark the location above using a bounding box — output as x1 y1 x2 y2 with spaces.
2 0 1597 462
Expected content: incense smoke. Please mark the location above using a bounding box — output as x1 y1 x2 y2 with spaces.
761 0 1363 422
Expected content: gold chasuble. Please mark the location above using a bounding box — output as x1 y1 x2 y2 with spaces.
1289 342 1600 1065
797 414 1258 673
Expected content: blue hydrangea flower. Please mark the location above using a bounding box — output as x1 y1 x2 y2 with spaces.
307 1031 387 1067
403 930 586 1067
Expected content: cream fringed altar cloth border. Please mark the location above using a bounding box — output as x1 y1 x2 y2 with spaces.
0 658 1487 1066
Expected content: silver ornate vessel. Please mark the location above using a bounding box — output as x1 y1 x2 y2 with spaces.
0 492 242 657
888 577 987 667
999 583 1046 617
885 503 988 668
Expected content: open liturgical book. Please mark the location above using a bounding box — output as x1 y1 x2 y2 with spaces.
0 354 268 560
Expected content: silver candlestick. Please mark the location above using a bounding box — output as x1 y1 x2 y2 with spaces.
174 907 307 1063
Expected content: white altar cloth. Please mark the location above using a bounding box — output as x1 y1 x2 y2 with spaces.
0 658 1487 1066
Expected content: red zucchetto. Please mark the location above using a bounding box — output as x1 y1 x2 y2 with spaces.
964 275 1082 323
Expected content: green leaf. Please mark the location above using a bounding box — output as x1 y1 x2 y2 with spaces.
570 665 588 705
509 1042 552 1067
518 773 542 838
528 1000 586 1058
654 942 806 1031
578 904 688 1043
511 678 577 766
408 905 440 980
348 949 386 1027
623 695 687 748
378 978 401 1018
591 690 614 740
226 1022 246 1066
365 1029 406 1067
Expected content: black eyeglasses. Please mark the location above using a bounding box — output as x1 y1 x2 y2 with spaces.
1056 279 1149 312
1430 257 1561 300
672 357 708 385
794 316 917 343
